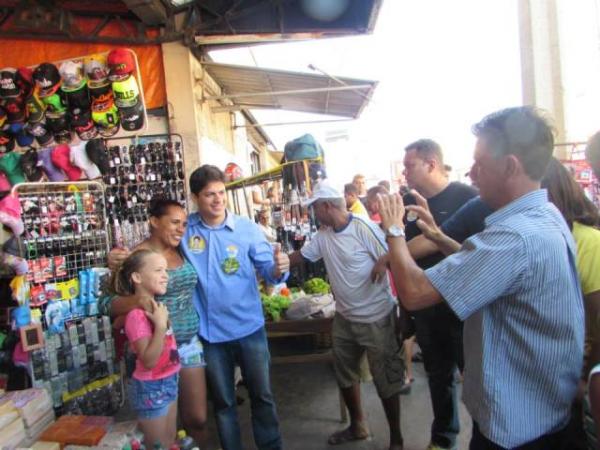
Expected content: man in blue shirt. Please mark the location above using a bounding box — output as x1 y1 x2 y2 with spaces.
379 106 584 449
181 165 289 450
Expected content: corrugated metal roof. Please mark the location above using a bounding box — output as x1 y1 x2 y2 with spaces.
202 62 377 119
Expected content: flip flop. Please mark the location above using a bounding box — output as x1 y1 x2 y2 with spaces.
328 426 370 445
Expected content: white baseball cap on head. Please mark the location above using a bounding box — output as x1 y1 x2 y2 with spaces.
303 180 344 207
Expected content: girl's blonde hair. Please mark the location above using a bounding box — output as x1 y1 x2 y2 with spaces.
111 249 158 296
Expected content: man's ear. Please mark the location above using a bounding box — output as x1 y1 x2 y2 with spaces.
149 216 159 229
504 154 521 178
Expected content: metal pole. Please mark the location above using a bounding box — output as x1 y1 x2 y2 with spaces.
204 84 373 101
234 118 353 128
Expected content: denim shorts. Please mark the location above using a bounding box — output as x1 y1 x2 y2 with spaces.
178 335 206 369
128 373 179 419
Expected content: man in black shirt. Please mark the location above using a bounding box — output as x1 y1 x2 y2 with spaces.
402 139 477 450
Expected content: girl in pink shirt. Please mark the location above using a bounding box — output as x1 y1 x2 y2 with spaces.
113 249 181 447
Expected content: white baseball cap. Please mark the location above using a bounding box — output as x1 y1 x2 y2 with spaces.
303 180 344 207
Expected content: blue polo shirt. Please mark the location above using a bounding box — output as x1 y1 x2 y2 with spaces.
181 211 285 343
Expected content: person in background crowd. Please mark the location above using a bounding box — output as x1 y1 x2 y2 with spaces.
257 207 277 243
345 183 369 216
541 158 600 450
252 180 271 220
366 184 416 391
104 199 208 445
183 165 289 450
378 180 391 192
379 106 584 449
401 138 477 450
289 181 405 450
353 173 368 205
586 131 600 180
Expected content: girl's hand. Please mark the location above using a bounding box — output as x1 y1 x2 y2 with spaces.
145 299 169 331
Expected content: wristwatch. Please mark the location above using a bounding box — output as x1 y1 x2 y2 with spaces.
385 225 405 239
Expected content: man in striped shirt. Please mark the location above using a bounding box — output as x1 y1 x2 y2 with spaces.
379 106 584 449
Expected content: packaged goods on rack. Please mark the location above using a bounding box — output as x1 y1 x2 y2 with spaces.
103 134 188 248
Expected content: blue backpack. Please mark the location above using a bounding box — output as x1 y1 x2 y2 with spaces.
282 134 326 188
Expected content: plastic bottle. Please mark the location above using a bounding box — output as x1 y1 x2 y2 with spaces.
176 430 197 450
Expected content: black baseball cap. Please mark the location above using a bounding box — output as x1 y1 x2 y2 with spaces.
119 100 145 131
85 138 110 175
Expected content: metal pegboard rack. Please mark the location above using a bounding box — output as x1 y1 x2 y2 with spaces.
13 181 109 291
101 133 187 249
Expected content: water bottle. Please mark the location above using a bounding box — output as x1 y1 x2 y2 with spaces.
176 430 197 450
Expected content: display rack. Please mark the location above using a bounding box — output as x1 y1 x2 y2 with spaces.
14 181 109 311
103 133 188 249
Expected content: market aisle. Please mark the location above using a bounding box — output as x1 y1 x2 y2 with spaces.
201 360 472 450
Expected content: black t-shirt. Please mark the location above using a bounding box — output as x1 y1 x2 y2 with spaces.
404 181 478 269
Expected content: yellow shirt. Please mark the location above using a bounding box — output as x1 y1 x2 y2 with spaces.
573 221 600 295
349 199 368 216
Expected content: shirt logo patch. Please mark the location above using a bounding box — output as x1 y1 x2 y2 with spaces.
221 245 240 275
188 235 206 253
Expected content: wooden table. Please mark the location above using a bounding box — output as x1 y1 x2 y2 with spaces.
265 317 347 422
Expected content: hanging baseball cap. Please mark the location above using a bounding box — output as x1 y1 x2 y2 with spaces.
119 99 144 132
41 90 67 116
0 172 10 192
107 48 136 81
0 105 6 128
70 141 101 179
33 62 62 97
85 139 110 175
25 120 53 147
63 81 90 115
4 97 26 124
92 103 120 137
20 147 43 181
51 144 81 181
59 60 84 90
15 68 33 97
0 68 19 98
0 153 26 185
89 81 114 113
38 147 66 181
47 113 72 144
25 87 46 123
84 54 109 88
9 123 34 147
112 74 140 108
71 109 97 141
0 130 15 153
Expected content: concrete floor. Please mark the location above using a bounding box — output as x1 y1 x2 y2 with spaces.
201 355 472 450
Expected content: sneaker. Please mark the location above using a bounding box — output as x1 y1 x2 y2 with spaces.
426 444 457 450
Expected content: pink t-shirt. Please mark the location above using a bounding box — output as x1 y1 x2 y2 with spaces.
125 308 180 381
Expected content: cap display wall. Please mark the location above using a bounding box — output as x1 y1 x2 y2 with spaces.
0 48 148 150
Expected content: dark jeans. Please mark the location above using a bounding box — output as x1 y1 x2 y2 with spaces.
202 327 282 450
470 421 566 450
414 303 463 448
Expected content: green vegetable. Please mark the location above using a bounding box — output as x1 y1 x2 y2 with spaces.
261 294 292 322
303 277 330 295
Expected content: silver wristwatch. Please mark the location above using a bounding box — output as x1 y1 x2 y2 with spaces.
385 225 405 239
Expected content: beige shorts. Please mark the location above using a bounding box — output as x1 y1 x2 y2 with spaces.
332 311 405 399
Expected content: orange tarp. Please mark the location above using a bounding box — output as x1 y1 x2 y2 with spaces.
0 39 166 109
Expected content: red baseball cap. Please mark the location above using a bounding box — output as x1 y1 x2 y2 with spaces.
51 144 82 181
107 48 136 80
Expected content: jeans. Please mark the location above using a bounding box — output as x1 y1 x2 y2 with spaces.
414 303 463 448
202 327 282 450
470 421 566 450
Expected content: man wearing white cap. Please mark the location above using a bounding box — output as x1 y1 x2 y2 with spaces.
289 180 405 450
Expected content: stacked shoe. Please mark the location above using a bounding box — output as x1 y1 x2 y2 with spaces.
86 53 120 137
60 60 96 140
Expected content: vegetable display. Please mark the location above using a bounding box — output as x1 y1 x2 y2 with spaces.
302 277 330 295
261 293 291 322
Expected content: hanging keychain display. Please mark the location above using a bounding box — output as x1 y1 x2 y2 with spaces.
103 133 187 249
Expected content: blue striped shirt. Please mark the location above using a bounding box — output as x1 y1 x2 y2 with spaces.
425 189 584 448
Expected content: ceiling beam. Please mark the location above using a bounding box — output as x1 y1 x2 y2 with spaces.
204 84 373 102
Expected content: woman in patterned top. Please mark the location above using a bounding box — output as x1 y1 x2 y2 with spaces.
101 199 207 445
